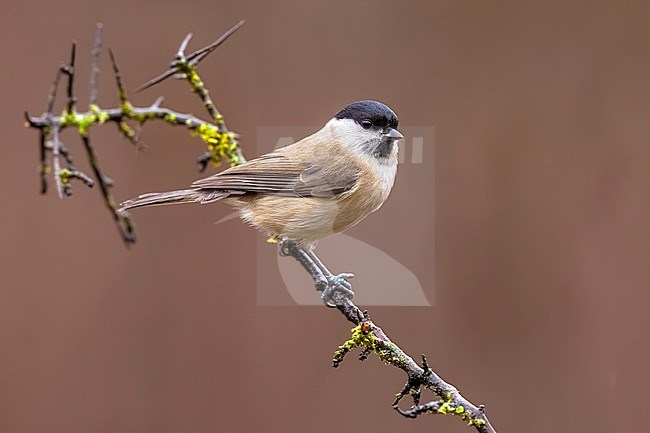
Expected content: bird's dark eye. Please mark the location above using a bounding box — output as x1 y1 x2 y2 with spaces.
360 119 373 129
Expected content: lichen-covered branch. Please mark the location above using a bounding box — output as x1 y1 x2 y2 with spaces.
335 308 495 432
134 20 246 171
25 22 245 243
352 320 493 432
282 240 496 433
26 101 241 155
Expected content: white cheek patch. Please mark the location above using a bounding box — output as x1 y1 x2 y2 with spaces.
327 118 383 156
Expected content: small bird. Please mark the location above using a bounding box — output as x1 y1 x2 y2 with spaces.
120 100 403 304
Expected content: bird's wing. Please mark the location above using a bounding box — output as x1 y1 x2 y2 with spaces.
191 151 358 198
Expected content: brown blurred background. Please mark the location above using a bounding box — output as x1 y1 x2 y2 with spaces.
1 1 648 432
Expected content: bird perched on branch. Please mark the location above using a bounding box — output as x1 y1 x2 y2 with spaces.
120 100 403 304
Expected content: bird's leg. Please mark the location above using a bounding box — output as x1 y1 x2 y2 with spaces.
278 239 326 285
279 239 354 307
304 248 355 302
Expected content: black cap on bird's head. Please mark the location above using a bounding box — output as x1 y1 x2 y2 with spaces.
335 100 399 131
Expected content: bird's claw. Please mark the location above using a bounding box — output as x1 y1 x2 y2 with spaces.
316 273 355 307
278 238 291 256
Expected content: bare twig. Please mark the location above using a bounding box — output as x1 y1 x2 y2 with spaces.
45 68 63 115
107 48 146 150
80 134 135 244
108 48 126 105
89 23 103 106
63 43 76 114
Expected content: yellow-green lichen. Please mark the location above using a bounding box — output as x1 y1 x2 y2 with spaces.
432 396 486 428
128 106 155 124
192 124 241 167
333 323 378 367
89 104 110 124
185 67 204 90
60 106 111 136
120 100 133 116
59 168 72 185
333 323 418 371
470 418 486 427
437 401 452 414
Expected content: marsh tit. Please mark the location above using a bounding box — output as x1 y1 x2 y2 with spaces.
120 100 403 303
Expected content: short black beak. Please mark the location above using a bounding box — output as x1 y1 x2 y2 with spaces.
383 128 404 141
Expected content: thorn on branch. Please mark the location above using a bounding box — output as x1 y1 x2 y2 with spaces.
184 19 245 66
134 67 176 93
178 32 193 57
152 96 164 108
421 354 430 371
46 68 63 115
108 47 129 106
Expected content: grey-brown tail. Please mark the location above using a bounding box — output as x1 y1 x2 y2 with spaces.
119 188 229 211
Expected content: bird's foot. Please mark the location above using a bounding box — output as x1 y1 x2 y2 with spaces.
278 238 291 256
316 272 355 308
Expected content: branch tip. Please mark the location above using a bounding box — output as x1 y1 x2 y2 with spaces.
178 32 193 57
186 19 245 66
421 354 430 371
89 22 104 105
64 42 77 113
24 111 36 127
70 41 77 65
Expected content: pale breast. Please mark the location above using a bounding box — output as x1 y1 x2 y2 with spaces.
225 137 398 248
333 153 397 233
